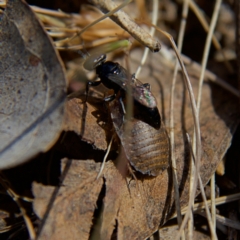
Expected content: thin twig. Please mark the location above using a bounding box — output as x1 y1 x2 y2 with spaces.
90 0 160 52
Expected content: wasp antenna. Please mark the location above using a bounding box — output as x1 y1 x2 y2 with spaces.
77 49 90 60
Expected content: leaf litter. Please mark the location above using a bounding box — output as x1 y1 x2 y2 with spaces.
33 48 239 239
0 1 239 239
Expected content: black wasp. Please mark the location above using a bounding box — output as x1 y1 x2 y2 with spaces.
83 54 161 129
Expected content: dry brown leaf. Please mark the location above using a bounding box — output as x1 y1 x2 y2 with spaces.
0 0 66 169
64 98 108 150
33 159 103 240
33 49 239 239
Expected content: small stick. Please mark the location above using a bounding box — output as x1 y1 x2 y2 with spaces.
90 0 161 52
185 133 217 240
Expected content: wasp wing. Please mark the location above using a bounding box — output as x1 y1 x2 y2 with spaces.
106 74 157 108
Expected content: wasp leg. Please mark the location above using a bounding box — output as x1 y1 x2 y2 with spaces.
105 95 126 127
83 80 101 103
105 95 126 114
118 97 126 127
104 94 115 102
119 97 126 115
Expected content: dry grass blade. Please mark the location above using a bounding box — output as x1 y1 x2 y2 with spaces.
188 0 233 73
55 0 132 49
158 47 240 98
135 0 159 78
144 25 202 239
197 212 240 231
210 174 216 231
169 1 190 238
170 193 240 219
176 1 222 238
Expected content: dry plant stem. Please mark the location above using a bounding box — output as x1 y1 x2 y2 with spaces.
179 54 240 98
96 136 113 179
151 27 201 240
169 0 189 239
55 0 132 47
174 2 191 239
197 212 240 231
176 1 222 238
214 214 240 231
196 0 222 114
57 37 120 51
135 0 158 78
159 47 240 98
90 0 160 52
195 0 221 236
179 192 240 215
187 3 195 238
186 134 217 239
188 0 233 73
170 193 240 226
211 174 216 231
0 172 36 240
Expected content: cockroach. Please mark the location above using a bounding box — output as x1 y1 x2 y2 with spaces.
108 95 169 176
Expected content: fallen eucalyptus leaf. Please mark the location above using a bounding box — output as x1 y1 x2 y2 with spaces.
0 0 66 169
